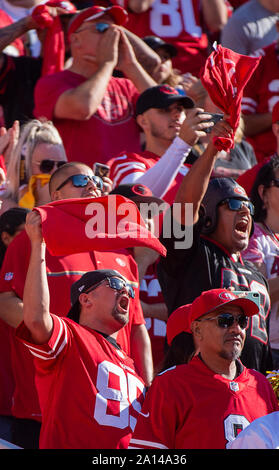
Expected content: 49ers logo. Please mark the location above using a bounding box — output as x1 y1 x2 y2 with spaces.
219 292 236 301
96 91 132 123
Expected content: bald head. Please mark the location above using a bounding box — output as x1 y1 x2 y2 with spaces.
49 162 97 200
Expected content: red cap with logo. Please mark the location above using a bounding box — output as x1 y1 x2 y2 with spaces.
167 288 259 343
191 288 259 322
68 5 128 37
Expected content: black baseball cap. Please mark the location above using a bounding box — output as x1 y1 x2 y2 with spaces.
110 184 165 206
67 269 126 322
135 85 194 116
201 177 254 235
143 35 177 57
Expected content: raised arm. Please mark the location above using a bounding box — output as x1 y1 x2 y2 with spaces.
127 0 155 13
54 25 121 120
174 119 233 225
121 27 161 77
23 211 53 344
116 28 156 92
201 0 228 32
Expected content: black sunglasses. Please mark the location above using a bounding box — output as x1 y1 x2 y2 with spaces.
220 198 254 216
56 173 103 191
197 312 248 330
85 277 135 299
36 160 67 174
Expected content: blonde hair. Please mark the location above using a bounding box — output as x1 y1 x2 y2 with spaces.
5 119 66 202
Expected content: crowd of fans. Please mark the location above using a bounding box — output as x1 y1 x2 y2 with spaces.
0 0 279 451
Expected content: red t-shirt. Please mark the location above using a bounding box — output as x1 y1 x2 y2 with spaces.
241 42 279 163
110 0 208 76
16 315 145 449
0 230 144 421
33 71 141 166
129 356 279 449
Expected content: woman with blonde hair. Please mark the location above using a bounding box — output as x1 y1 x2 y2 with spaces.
2 118 67 209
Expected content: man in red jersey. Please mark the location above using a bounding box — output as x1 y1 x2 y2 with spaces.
106 0 228 76
129 288 279 449
0 161 152 448
16 209 145 449
33 5 156 166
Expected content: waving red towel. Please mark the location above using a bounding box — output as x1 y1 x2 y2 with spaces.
201 44 261 151
32 0 76 76
33 195 166 256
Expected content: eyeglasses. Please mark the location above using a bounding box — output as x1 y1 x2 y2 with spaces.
220 198 254 216
75 22 110 34
55 173 103 191
85 277 135 298
271 178 279 188
35 160 67 174
196 312 249 330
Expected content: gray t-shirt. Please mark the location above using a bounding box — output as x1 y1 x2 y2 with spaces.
221 0 278 55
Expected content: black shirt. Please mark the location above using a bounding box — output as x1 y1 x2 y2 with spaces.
157 216 273 375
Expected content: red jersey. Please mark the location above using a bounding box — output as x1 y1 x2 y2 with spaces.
33 71 141 166
108 150 190 207
241 43 279 163
16 315 145 449
129 356 279 449
111 0 208 76
140 262 166 369
0 230 144 422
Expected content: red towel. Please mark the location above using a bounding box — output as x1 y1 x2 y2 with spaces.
33 195 167 256
32 0 76 76
201 44 261 151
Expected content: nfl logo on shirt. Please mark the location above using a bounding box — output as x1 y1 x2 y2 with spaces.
230 382 239 392
4 272 13 281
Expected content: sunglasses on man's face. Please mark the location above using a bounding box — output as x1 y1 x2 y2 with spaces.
35 160 67 174
86 277 135 298
55 173 103 192
76 22 110 34
197 312 249 330
220 198 254 216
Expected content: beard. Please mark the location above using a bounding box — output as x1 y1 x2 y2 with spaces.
111 304 129 327
220 344 242 362
149 122 176 142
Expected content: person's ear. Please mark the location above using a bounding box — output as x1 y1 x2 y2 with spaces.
79 293 92 307
51 189 61 201
136 113 148 131
191 320 202 339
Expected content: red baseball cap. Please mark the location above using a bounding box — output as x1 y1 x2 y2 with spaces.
166 304 191 345
272 101 279 123
167 288 259 343
191 288 259 322
68 5 128 37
